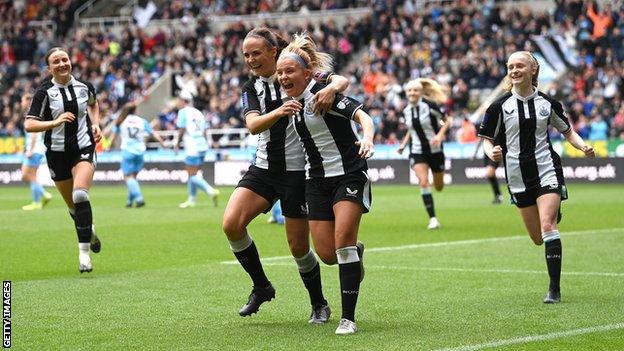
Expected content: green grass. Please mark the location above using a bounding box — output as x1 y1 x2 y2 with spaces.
1 183 623 350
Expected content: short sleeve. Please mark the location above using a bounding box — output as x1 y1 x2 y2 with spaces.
549 100 571 133
312 71 334 84
478 101 502 140
85 81 97 106
327 95 362 120
27 89 48 120
242 81 261 117
176 110 186 129
144 119 153 134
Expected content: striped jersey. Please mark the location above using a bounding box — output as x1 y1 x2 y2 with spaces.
402 98 445 154
241 72 333 173
478 89 571 193
113 114 152 155
176 106 208 157
292 80 367 179
26 76 97 153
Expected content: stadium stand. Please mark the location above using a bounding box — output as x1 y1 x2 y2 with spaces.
1 0 623 144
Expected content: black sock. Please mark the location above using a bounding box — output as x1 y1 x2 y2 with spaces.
233 241 270 288
300 263 326 307
74 201 92 243
69 211 76 223
422 193 435 218
339 261 361 322
488 176 501 196
545 239 562 291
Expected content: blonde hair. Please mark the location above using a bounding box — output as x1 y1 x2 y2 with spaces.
503 51 540 91
405 78 447 104
278 33 333 72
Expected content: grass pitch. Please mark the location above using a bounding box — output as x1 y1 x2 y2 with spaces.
1 183 623 350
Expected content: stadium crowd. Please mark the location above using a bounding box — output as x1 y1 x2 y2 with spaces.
1 0 623 144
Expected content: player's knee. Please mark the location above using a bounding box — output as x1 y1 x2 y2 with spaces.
540 220 557 234
316 249 337 265
72 188 89 204
222 215 244 239
288 240 309 258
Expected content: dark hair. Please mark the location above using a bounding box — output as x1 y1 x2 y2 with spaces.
44 47 65 66
244 27 288 58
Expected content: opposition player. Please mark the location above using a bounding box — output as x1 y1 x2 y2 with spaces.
175 92 220 208
24 47 102 273
222 27 349 323
397 78 453 229
478 51 595 303
20 93 52 210
107 100 166 207
277 34 374 335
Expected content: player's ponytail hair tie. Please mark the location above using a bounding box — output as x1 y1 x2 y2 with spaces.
280 52 309 68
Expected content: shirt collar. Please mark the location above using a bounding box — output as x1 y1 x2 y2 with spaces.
511 87 538 102
259 74 276 83
52 75 75 87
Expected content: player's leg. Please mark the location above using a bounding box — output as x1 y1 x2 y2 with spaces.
121 153 138 207
21 163 43 210
187 155 219 206
536 192 563 303
222 186 274 316
486 164 502 204
180 163 199 208
71 161 96 273
413 162 439 229
285 217 330 324
333 201 363 335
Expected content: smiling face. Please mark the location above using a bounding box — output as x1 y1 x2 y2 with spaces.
405 84 422 103
47 50 72 83
276 57 311 98
242 36 277 78
506 52 536 90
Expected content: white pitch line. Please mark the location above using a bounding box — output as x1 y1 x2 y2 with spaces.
220 227 624 265
257 262 624 277
433 323 624 351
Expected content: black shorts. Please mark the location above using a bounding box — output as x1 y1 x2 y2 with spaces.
410 152 445 173
45 145 96 181
236 165 307 218
305 171 372 221
511 184 568 208
483 154 500 168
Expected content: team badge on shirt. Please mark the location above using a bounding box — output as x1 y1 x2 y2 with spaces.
539 105 550 116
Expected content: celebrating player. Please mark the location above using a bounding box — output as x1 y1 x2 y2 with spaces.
397 78 452 229
222 27 349 323
24 47 102 273
277 34 374 335
478 51 595 303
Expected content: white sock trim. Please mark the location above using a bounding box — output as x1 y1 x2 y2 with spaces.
420 187 432 195
78 242 90 254
229 234 253 253
542 230 561 243
294 250 318 273
336 246 359 264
